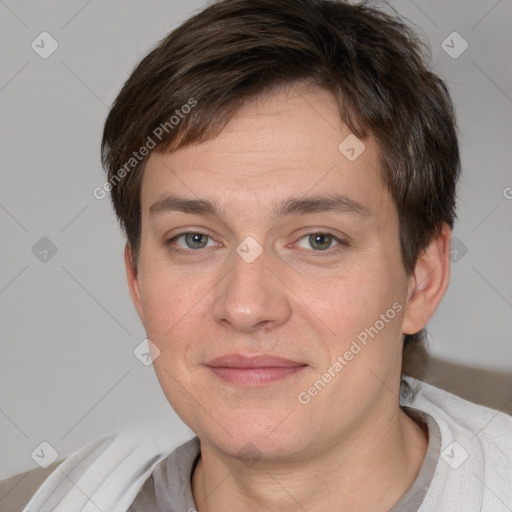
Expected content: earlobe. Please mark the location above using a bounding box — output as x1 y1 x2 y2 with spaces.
124 243 144 322
402 223 452 335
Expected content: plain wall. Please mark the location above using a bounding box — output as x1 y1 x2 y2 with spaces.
1 0 511 479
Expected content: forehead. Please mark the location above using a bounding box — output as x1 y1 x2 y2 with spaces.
141 83 392 222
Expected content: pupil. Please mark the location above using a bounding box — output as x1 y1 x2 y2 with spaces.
311 233 330 250
187 233 206 248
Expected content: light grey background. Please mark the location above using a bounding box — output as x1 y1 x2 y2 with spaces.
1 0 511 479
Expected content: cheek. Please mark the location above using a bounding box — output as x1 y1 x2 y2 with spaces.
137 267 206 336
312 261 406 359
139 275 201 411
136 269 213 380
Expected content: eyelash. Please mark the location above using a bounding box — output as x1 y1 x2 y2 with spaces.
165 229 348 256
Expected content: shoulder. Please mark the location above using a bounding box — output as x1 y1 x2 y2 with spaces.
1 428 171 512
0 459 65 512
404 377 512 510
407 377 512 440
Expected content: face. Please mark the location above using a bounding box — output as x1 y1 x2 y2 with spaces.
127 83 416 461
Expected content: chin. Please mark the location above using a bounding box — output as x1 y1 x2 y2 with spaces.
195 410 314 462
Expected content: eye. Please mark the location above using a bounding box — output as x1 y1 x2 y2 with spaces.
295 232 346 252
167 231 216 251
165 230 347 256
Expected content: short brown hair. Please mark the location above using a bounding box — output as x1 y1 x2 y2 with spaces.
101 0 461 398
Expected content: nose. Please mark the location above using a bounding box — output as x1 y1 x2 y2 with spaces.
211 242 292 333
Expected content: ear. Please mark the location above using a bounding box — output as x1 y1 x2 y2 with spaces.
402 222 451 335
124 243 145 323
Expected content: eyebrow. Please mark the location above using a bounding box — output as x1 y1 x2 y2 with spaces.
149 193 371 219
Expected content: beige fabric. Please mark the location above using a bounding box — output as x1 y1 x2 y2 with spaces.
1 356 511 511
422 356 512 415
0 459 64 512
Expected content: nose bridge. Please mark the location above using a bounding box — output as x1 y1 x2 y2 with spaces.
212 239 290 332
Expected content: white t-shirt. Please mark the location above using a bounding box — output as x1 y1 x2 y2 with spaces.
21 377 512 511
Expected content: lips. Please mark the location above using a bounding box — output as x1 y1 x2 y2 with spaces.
204 354 307 386
205 354 305 368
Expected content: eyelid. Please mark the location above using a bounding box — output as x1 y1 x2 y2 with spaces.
165 229 218 251
292 231 348 254
165 228 348 255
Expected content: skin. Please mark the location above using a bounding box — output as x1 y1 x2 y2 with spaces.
125 82 451 511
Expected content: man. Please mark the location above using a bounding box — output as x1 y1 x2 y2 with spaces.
5 0 512 510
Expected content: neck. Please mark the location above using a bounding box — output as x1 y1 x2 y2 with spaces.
191 406 428 512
